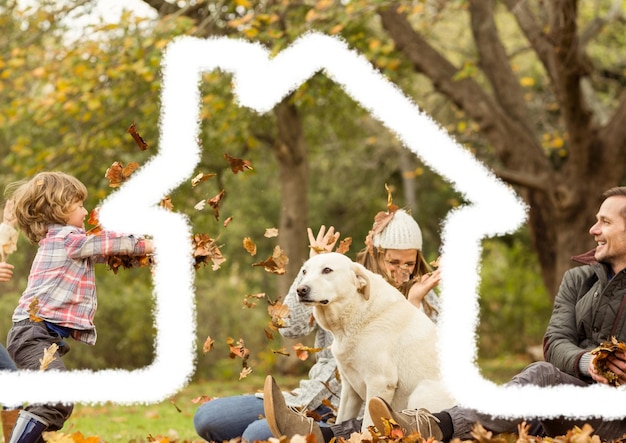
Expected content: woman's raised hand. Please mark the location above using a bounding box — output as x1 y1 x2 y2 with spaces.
307 225 340 258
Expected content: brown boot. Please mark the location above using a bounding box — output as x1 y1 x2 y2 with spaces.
368 397 443 440
263 375 325 442
1 410 19 442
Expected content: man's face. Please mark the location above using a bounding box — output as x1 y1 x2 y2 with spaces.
590 195 626 274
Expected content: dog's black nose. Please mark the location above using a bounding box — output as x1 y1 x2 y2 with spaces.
297 285 310 299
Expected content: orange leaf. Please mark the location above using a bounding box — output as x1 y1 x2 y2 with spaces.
335 237 352 254
28 298 43 322
243 237 257 256
223 216 233 227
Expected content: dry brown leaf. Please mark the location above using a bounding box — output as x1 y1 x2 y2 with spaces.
335 237 352 254
191 172 216 187
272 347 290 356
591 337 626 386
223 216 233 227
224 153 253 174
208 190 225 220
293 343 324 361
239 366 253 380
127 121 149 151
264 228 279 238
39 343 58 371
203 336 215 354
268 300 290 330
28 298 43 323
243 237 257 256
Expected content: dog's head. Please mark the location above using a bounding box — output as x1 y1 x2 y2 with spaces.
296 252 371 306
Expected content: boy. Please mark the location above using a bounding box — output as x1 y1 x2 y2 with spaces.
6 171 153 443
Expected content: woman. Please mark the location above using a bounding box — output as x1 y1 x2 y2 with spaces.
264 207 441 442
193 208 439 442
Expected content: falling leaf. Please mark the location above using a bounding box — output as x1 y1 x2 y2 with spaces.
243 237 257 256
28 298 43 322
430 256 441 268
252 245 289 275
194 200 207 211
191 395 212 405
272 347 290 356
242 292 265 308
335 237 352 254
223 216 233 227
191 172 216 187
226 337 249 360
267 300 289 330
264 328 274 340
239 366 253 380
208 189 225 220
170 400 182 413
0 221 18 261
264 228 279 238
104 161 139 188
224 153 253 174
160 196 173 211
39 343 58 371
202 336 215 354
191 234 226 270
127 121 149 151
191 395 212 404
293 343 324 361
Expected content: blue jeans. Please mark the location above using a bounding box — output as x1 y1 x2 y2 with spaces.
193 394 332 442
0 344 17 371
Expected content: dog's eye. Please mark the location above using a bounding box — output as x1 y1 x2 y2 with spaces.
302 269 306 275
322 267 332 274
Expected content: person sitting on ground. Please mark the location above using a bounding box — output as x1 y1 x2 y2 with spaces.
194 207 440 442
366 186 626 442
264 207 442 442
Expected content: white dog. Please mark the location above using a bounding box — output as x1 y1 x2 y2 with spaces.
296 252 454 430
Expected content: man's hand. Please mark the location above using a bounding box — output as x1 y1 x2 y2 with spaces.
589 351 626 385
307 225 340 258
0 262 14 283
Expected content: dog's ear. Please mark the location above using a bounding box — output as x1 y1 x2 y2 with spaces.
352 263 370 300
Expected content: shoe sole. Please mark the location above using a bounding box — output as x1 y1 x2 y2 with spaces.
368 397 394 434
263 375 282 437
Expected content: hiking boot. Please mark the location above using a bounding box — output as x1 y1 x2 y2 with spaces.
263 375 325 443
368 397 443 440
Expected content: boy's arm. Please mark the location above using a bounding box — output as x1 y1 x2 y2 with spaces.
65 230 151 259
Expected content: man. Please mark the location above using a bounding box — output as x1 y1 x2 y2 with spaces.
265 186 626 442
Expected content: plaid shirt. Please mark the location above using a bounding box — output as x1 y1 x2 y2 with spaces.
13 224 148 345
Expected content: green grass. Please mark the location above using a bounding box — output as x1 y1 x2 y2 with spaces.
53 356 532 442
57 373 301 442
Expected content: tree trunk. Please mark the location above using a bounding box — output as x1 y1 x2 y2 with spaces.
272 97 311 374
378 2 626 298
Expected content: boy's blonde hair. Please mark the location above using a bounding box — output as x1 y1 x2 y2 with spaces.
9 171 88 244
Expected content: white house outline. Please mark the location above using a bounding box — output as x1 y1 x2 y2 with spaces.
1 32 619 419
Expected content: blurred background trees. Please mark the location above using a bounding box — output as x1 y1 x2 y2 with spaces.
0 0 623 381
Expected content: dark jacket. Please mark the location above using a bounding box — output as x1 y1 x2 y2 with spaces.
543 249 626 379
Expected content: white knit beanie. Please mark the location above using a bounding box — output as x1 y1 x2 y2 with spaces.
372 209 423 250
